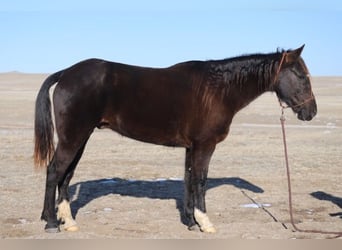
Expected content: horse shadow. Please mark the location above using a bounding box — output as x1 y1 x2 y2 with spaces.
310 191 342 219
69 177 264 225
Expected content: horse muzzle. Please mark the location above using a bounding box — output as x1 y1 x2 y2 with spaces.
295 100 317 121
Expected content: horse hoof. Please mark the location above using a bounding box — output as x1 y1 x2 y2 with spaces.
45 227 60 233
64 225 79 232
200 226 217 233
188 225 200 232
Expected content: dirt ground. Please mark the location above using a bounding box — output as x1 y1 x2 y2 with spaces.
0 73 341 239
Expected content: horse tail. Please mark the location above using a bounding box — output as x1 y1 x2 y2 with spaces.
34 70 64 168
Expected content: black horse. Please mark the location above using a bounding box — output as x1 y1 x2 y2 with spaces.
34 45 317 233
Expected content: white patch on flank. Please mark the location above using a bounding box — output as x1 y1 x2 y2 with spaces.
57 200 79 232
194 208 217 233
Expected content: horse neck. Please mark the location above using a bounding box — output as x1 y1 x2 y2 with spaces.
208 56 279 111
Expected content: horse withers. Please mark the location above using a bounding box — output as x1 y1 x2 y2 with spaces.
34 45 317 233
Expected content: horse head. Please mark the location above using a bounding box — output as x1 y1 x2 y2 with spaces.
274 45 317 121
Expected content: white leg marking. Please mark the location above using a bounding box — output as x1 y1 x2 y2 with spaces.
57 200 79 232
194 208 217 233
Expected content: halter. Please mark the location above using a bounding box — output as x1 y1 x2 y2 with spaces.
273 52 315 110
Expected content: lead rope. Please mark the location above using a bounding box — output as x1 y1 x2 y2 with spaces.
280 108 342 238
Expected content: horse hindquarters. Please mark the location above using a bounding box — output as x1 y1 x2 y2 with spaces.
41 74 105 232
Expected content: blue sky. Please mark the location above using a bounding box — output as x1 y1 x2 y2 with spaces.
1 0 341 75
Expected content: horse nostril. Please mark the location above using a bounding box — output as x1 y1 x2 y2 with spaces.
297 109 314 121
314 106 318 116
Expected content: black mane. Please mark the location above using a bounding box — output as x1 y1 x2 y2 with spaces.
205 51 283 90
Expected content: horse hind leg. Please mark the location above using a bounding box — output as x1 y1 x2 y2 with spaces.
56 140 89 232
41 156 60 233
42 134 90 233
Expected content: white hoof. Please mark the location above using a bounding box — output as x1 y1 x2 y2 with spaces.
64 224 79 232
194 208 217 234
200 225 217 233
63 218 79 232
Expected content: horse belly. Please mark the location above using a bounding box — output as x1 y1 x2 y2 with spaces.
104 111 190 147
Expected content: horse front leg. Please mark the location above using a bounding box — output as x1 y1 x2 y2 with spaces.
184 148 196 230
184 142 216 233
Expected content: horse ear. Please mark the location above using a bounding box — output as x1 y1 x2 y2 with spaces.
284 44 305 64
